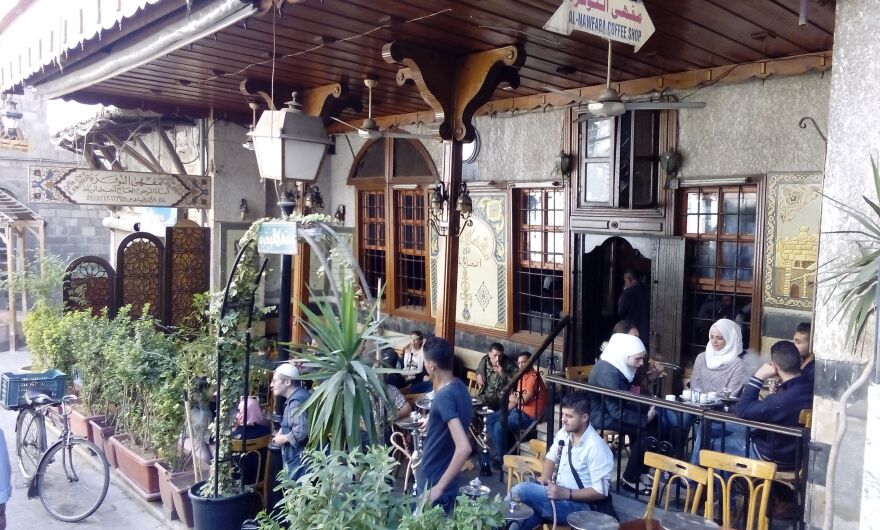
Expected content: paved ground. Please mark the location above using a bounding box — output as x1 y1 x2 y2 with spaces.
0 348 177 530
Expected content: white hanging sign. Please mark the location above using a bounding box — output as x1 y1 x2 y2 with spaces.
543 0 655 52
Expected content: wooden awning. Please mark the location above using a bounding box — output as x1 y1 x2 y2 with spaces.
0 188 42 227
1 0 836 124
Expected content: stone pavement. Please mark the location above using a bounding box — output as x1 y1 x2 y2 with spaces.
0 348 178 529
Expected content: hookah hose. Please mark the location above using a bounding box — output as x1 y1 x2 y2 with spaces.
550 439 564 530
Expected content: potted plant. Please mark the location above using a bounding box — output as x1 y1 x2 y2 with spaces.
189 221 271 530
254 446 505 529
109 309 178 500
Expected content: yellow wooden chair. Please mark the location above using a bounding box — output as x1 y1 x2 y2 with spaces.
618 452 712 530
564 364 594 382
529 439 547 460
466 370 481 397
230 433 273 509
502 454 571 530
700 450 776 530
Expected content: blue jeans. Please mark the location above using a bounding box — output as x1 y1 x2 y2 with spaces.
487 409 534 458
511 481 592 530
415 477 458 515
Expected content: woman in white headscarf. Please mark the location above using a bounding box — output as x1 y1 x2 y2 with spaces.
588 333 657 493
689 319 746 395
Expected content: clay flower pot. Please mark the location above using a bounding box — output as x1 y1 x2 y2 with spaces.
110 434 161 500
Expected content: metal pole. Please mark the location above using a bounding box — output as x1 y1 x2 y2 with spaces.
275 199 295 422
241 258 269 490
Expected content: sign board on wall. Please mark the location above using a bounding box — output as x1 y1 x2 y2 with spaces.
431 190 509 331
543 0 655 51
29 166 211 208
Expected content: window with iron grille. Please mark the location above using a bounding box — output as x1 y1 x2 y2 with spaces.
395 189 427 311
679 185 760 366
358 189 386 298
515 188 565 335
351 138 437 318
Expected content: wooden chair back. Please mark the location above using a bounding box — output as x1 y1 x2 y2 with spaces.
799 409 812 428
564 364 594 382
529 439 547 460
700 450 776 530
642 452 711 522
466 370 481 397
503 454 543 497
230 433 273 508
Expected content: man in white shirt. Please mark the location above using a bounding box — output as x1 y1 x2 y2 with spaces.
510 392 615 529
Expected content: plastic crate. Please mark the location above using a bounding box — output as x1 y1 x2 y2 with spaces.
0 369 66 409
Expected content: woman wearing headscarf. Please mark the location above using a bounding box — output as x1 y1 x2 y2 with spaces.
689 319 746 396
588 333 657 494
687 319 746 463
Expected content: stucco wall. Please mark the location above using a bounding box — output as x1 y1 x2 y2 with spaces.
678 73 830 179
807 1 880 528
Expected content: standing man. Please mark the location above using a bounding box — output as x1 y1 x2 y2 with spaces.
487 352 547 467
793 322 814 382
418 337 473 514
617 270 650 344
511 392 615 530
271 363 311 480
476 343 516 410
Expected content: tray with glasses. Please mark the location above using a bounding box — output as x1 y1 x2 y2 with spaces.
675 389 727 407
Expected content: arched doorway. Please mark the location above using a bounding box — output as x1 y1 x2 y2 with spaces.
576 236 652 365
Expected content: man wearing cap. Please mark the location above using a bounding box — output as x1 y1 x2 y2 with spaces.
271 363 311 481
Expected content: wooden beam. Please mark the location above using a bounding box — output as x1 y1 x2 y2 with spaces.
328 51 832 134
105 132 164 173
157 128 188 176
382 42 525 340
136 136 164 173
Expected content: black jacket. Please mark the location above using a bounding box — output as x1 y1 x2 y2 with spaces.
736 374 813 469
587 360 649 432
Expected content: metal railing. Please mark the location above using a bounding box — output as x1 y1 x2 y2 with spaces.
543 374 810 529
496 315 570 462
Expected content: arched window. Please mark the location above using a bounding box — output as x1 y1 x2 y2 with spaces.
349 138 438 318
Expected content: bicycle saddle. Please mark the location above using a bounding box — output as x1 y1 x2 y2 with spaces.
25 388 59 406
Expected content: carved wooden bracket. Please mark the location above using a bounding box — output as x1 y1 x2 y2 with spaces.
241 79 357 123
382 42 524 142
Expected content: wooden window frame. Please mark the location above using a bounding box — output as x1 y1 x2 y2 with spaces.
677 179 766 363
350 138 437 322
511 186 568 344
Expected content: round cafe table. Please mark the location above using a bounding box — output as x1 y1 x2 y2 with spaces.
567 510 620 530
502 501 533 529
659 512 720 530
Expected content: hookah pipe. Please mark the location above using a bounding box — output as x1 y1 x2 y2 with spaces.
550 439 564 530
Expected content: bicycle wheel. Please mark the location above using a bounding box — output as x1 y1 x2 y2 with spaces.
16 408 45 480
36 439 110 522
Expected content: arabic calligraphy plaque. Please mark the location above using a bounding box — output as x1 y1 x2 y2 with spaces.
29 165 211 209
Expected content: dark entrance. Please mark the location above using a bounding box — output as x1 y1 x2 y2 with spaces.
573 235 651 366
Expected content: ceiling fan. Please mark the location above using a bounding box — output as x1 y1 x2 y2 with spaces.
331 79 435 140
546 40 706 121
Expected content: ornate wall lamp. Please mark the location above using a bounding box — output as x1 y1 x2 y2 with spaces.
333 204 346 224
239 198 249 220
428 180 473 237
303 184 324 210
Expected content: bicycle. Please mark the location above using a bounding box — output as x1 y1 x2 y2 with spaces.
14 388 110 522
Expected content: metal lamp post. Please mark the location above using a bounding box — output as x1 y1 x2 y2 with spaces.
248 91 332 420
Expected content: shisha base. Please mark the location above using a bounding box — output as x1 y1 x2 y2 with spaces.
479 448 493 477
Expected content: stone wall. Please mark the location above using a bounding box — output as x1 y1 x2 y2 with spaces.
808 0 880 528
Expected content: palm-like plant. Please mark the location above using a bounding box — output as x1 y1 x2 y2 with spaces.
822 157 880 345
294 282 392 451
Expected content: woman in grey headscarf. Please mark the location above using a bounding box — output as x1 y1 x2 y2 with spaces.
588 333 656 494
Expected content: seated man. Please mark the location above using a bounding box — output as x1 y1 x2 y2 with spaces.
717 340 814 470
403 331 434 394
271 363 311 481
487 352 547 467
511 392 615 530
476 343 516 410
793 322 814 383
